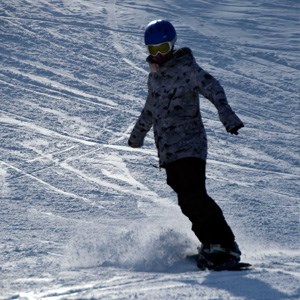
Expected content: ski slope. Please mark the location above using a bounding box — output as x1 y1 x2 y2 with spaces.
0 0 299 299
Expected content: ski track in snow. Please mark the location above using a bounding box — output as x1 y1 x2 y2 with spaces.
1 0 299 299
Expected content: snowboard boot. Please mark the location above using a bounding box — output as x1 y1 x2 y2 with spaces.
197 241 241 270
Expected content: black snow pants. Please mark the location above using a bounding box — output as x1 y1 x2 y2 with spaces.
165 157 235 247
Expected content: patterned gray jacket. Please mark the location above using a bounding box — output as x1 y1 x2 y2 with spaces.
128 47 244 167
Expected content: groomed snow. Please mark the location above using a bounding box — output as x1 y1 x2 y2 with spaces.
0 0 299 299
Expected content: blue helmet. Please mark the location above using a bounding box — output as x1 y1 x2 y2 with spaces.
144 20 177 46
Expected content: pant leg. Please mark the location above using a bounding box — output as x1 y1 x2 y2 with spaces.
165 158 235 247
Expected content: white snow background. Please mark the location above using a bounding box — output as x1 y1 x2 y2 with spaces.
0 0 299 299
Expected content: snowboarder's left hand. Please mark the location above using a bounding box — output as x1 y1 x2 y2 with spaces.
227 123 244 135
218 105 244 136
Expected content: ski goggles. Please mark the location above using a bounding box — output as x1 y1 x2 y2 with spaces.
146 41 172 56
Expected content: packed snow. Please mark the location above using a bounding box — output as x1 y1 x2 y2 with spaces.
0 0 299 299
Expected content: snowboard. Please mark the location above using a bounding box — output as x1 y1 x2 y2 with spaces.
187 254 252 271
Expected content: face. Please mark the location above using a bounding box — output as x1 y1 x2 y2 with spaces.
151 51 173 64
146 41 174 64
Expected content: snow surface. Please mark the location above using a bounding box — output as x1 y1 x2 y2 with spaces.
0 0 299 299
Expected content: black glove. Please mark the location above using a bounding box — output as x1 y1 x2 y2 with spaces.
128 136 143 148
227 123 244 135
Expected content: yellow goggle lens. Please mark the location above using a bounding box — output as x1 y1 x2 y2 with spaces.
147 42 172 56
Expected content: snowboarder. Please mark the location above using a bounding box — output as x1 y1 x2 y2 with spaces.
128 20 245 269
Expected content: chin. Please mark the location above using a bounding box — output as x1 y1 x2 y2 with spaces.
153 53 172 64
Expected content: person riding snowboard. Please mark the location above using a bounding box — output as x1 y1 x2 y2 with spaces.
128 19 244 268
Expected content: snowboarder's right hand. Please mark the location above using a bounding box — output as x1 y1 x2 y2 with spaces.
128 137 143 148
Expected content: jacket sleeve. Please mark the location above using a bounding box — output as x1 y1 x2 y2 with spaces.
128 88 153 148
191 62 244 133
